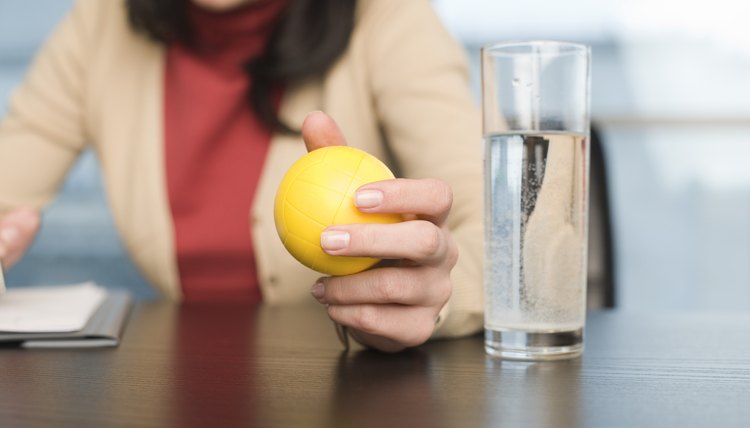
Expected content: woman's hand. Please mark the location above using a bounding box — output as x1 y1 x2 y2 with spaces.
302 112 458 352
0 207 40 268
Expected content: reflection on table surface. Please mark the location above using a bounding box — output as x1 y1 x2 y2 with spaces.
1 303 750 427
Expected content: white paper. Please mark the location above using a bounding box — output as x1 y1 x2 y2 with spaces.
0 282 106 333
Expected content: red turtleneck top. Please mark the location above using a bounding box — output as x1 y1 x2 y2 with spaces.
164 1 287 302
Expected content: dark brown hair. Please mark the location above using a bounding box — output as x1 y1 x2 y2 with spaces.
126 0 357 134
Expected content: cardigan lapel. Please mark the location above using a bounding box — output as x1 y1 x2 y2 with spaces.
92 24 181 299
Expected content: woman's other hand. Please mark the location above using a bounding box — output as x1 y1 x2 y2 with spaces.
0 207 40 267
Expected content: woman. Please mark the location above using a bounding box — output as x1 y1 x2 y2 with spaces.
0 0 483 352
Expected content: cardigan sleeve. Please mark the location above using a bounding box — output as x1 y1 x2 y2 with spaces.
362 0 485 338
0 0 96 211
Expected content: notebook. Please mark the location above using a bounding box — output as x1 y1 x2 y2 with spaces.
0 282 132 348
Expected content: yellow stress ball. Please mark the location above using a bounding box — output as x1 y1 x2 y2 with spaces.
274 146 401 276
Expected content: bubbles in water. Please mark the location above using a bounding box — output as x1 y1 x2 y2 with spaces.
484 133 587 330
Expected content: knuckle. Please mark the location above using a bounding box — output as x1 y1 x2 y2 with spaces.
378 272 403 302
327 304 351 325
437 278 453 305
327 305 343 324
445 237 459 268
403 320 435 347
417 221 443 259
326 304 337 318
429 179 453 213
440 281 453 308
353 305 381 335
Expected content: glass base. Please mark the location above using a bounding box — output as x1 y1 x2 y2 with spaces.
484 328 583 361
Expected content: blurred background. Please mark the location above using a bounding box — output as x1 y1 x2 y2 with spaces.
1 0 749 308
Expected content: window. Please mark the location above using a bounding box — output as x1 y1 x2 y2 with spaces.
435 0 750 310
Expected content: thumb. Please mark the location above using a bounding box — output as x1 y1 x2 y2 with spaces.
301 111 348 152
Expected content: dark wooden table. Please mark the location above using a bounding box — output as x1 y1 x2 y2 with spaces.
1 302 749 427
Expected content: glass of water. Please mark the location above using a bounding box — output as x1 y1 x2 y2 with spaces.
482 41 591 360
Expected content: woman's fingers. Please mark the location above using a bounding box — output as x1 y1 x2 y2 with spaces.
292 147 457 351
355 178 453 226
311 267 451 306
0 208 40 267
301 111 348 152
321 220 458 267
327 303 439 350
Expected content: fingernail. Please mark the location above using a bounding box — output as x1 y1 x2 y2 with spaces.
304 110 325 121
311 281 325 300
321 231 349 251
0 227 19 245
354 189 383 208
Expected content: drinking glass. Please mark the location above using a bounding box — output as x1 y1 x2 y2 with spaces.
482 41 591 360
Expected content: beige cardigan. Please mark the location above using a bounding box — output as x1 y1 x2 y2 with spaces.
0 0 484 337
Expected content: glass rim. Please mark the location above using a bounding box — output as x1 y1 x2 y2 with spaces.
481 40 590 57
